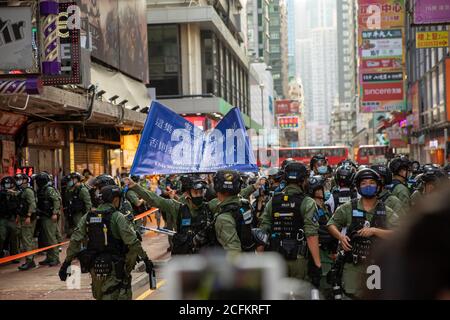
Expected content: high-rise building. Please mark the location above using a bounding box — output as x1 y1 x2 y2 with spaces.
330 0 357 146
286 0 296 80
247 0 271 64
268 0 288 99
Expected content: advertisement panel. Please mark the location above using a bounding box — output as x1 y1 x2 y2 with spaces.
277 116 299 129
413 0 450 25
407 82 420 130
416 31 449 49
80 0 148 82
446 58 450 122
0 6 34 71
358 0 406 113
275 100 300 115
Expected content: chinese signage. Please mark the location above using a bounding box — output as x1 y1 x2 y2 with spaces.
407 82 420 130
43 2 81 85
275 100 300 115
358 0 406 113
27 123 66 147
0 112 27 135
277 116 299 129
16 166 34 177
416 31 449 49
0 7 34 71
413 0 450 25
446 58 450 122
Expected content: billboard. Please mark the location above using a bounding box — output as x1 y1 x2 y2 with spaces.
358 0 406 113
416 31 449 49
0 6 34 72
275 99 300 115
277 116 299 129
80 0 148 82
413 0 450 25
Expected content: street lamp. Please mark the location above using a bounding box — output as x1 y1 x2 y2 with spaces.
259 83 265 129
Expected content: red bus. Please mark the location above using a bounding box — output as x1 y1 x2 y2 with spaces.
355 145 393 165
277 146 350 167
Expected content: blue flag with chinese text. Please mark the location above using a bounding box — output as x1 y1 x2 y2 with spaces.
130 101 257 175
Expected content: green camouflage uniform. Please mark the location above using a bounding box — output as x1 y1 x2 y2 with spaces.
17 187 37 262
260 184 320 280
0 191 19 257
67 184 92 235
326 199 399 298
391 179 411 209
214 195 243 259
378 189 406 218
64 203 149 300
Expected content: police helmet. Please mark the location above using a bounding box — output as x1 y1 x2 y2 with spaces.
388 156 411 175
310 154 328 170
1 176 15 190
267 168 284 182
338 159 358 170
61 174 71 189
94 174 116 189
420 164 446 184
284 162 308 183
100 185 122 204
370 164 393 186
281 158 295 171
14 173 30 187
353 168 382 195
335 164 356 187
410 161 421 174
35 172 51 188
130 175 140 183
69 172 83 182
213 170 242 195
306 175 325 197
180 175 194 193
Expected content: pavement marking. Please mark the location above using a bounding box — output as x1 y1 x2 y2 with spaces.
135 280 166 300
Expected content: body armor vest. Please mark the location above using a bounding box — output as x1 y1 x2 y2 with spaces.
270 192 306 260
332 189 357 213
219 199 254 252
346 199 387 265
317 207 338 253
17 187 33 217
37 186 55 217
86 209 126 255
70 186 87 213
0 191 19 218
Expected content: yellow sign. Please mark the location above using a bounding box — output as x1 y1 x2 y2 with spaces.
416 31 449 49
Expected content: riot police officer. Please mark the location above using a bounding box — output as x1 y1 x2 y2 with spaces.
13 174 38 270
267 168 285 194
388 156 412 208
66 172 92 235
59 185 154 300
410 164 447 206
327 164 357 213
310 154 329 176
125 175 218 255
0 176 20 262
90 174 116 208
259 162 322 286
125 175 149 234
212 170 255 257
35 172 62 266
370 164 406 218
306 175 338 295
327 168 398 298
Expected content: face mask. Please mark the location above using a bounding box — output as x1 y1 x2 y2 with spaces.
16 180 23 187
191 196 204 206
4 183 12 189
318 166 328 175
324 191 331 201
360 185 378 198
67 181 74 188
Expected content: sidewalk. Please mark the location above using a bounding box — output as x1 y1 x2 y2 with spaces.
0 222 171 300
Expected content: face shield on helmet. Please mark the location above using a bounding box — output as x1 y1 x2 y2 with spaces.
189 180 207 206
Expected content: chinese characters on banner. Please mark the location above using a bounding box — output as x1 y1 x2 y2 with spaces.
413 0 450 25
416 31 449 49
358 0 406 113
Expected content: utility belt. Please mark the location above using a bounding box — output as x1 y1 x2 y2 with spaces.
36 208 54 218
77 250 127 279
269 229 308 261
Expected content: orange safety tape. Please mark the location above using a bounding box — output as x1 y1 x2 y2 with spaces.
0 207 159 265
0 241 70 265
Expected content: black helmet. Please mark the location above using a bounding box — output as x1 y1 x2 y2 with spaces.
410 161 421 174
69 172 83 182
306 175 325 197
14 173 30 187
180 174 194 193
281 158 295 171
310 154 327 170
267 168 284 182
284 162 308 183
370 164 393 186
443 164 450 178
35 172 51 188
99 185 122 204
388 156 411 175
338 159 358 170
335 164 356 187
130 175 140 183
420 164 446 184
94 174 116 189
213 170 242 195
1 176 15 190
61 174 71 189
353 168 382 196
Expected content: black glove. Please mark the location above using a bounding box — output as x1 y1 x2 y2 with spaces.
59 261 71 281
143 258 154 274
308 262 322 289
